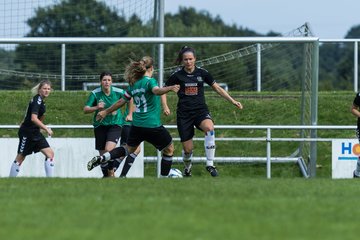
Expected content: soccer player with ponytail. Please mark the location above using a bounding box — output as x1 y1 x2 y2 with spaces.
9 80 55 177
87 56 180 177
162 46 243 177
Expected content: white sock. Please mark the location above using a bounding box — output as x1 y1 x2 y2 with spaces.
182 150 192 170
44 158 55 177
103 152 111 161
9 160 21 177
204 130 215 167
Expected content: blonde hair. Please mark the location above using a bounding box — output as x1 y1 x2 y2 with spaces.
124 56 154 85
31 80 52 96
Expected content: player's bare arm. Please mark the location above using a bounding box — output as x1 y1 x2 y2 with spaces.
351 104 360 117
96 98 126 121
161 94 171 116
31 113 53 136
83 101 104 114
125 98 135 122
211 82 243 109
152 85 180 96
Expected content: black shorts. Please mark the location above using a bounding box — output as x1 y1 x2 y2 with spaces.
177 109 213 142
94 125 122 150
120 124 131 145
17 130 50 156
127 125 172 151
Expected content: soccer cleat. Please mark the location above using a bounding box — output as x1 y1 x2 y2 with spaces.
183 168 192 177
87 156 104 171
206 166 218 177
354 170 360 178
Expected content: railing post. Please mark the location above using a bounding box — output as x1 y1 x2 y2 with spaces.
309 40 319 178
354 41 358 92
266 127 271 179
156 0 164 178
257 43 261 92
61 44 66 91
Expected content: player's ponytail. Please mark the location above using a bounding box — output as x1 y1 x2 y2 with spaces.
175 46 196 65
124 56 153 85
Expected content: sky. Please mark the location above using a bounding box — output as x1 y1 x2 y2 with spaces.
164 0 359 39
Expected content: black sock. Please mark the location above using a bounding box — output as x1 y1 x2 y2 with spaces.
161 154 173 176
109 146 127 159
120 153 137 177
113 158 122 172
101 164 108 177
107 160 114 171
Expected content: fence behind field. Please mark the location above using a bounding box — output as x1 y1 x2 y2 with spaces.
1 124 356 179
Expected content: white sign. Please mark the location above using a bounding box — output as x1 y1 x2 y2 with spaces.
0 138 144 178
332 139 360 179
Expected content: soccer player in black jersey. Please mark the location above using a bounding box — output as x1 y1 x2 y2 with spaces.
9 80 55 177
163 46 243 177
351 92 360 178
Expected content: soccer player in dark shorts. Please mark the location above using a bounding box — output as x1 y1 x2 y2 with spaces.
84 72 126 177
9 80 55 177
87 56 180 177
112 102 141 173
162 46 243 177
351 92 360 178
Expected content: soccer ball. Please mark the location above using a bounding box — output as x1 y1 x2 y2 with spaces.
168 168 183 178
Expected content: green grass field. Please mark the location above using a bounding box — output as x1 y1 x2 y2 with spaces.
0 91 359 240
0 177 358 240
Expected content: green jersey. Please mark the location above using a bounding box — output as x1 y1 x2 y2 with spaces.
85 86 125 127
123 76 161 128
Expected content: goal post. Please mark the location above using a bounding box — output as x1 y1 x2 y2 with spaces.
0 36 320 178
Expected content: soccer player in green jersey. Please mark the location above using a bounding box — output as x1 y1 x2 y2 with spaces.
87 56 180 177
84 72 126 177
113 100 141 173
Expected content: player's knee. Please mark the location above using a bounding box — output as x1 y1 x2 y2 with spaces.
203 126 214 132
183 146 193 155
162 143 174 156
104 146 114 152
47 149 54 159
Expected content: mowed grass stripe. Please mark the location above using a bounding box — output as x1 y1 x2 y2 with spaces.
0 178 358 240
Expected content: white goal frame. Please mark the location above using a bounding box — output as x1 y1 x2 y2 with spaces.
0 36 320 177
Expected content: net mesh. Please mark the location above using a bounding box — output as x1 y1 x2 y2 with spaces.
0 1 317 175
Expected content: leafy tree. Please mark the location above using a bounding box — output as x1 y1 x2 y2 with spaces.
15 0 128 89
319 25 360 91
0 49 20 89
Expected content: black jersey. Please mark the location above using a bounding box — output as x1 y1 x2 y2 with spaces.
354 93 360 128
20 94 46 133
165 66 215 112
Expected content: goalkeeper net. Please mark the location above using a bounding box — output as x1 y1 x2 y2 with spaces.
0 1 317 177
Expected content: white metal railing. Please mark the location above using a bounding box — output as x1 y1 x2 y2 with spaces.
1 124 356 178
82 81 229 91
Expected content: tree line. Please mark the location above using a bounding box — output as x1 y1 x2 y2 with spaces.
0 0 358 90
